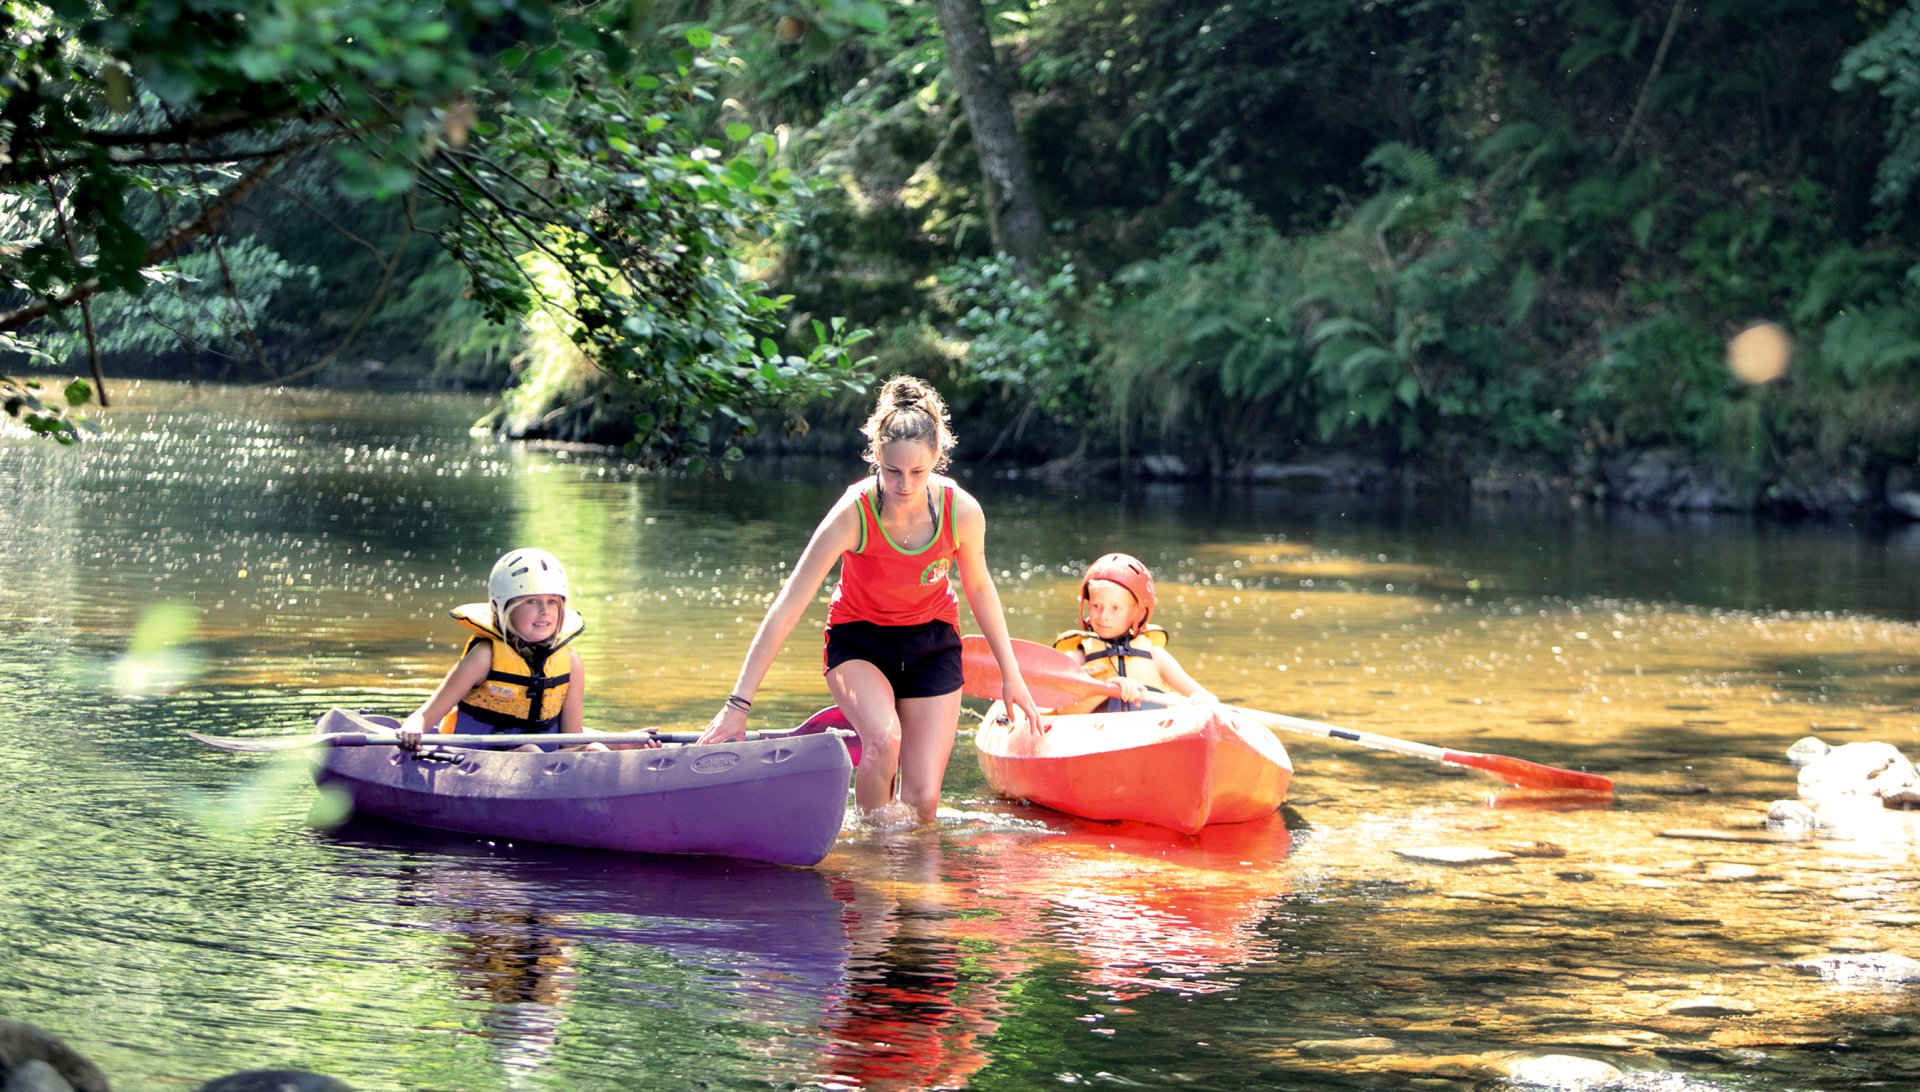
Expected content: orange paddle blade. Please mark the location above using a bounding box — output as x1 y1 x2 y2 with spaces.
1438 749 1613 793
960 634 1117 707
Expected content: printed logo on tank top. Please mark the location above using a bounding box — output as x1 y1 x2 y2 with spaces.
920 558 952 585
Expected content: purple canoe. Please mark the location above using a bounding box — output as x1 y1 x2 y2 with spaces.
309 709 853 866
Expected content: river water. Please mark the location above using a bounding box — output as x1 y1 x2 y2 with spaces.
3 381 1918 1090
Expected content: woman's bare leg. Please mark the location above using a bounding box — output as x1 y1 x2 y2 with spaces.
895 690 962 825
827 660 903 815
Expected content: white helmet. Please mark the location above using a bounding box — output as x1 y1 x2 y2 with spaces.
488 548 569 624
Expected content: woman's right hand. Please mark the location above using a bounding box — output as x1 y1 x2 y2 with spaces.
697 704 748 745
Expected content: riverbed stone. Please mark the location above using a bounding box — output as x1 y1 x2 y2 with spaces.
1668 995 1758 1017
1376 1053 1487 1080
1797 741 1920 803
1853 1014 1919 1036
1656 827 1809 843
1776 796 1920 840
0 1023 107 1092
1294 1036 1396 1058
1791 952 1920 984
1644 1016 1721 1036
196 1072 353 1092
1702 862 1777 882
1558 966 1626 981
1552 1032 1670 1049
1502 1053 1624 1086
1766 799 1819 829
1393 846 1515 865
1787 736 1831 766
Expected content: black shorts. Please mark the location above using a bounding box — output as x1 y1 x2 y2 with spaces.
823 618 963 700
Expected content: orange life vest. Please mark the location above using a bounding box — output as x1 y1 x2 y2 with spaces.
1053 625 1171 693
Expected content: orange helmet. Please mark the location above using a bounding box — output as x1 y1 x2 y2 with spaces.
1079 552 1156 633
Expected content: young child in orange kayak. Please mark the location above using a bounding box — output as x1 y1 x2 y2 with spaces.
1052 552 1217 715
396 547 607 751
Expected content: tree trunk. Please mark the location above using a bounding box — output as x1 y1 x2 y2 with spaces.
934 0 1048 272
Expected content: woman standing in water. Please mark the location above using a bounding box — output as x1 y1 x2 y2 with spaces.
698 375 1042 825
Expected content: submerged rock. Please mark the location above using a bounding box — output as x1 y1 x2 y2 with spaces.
197 1072 353 1092
1668 995 1758 1017
5 1060 77 1092
0 1020 352 1092
1796 740 1920 805
1766 799 1819 829
1294 1036 1397 1058
1791 952 1920 984
0 1023 107 1092
1392 846 1516 865
1786 736 1831 767
1500 1052 1625 1087
1655 827 1808 843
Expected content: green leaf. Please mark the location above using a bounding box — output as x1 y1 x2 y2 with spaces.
724 157 759 186
1630 208 1655 250
1395 374 1421 407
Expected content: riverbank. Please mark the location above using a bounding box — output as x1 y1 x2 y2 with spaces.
13 367 1914 524
1010 446 1920 524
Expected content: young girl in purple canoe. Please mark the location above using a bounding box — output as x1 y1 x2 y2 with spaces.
396 547 607 752
1051 552 1217 715
698 375 1042 825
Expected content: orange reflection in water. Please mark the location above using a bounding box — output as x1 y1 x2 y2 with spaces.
814 811 1293 1087
977 812 1294 999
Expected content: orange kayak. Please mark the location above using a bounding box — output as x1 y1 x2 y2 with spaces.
974 702 1292 834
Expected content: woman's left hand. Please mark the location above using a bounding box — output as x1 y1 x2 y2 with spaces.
1004 678 1044 732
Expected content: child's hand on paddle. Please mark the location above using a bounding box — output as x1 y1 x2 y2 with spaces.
396 712 426 751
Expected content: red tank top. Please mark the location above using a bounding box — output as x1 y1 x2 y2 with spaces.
826 480 960 627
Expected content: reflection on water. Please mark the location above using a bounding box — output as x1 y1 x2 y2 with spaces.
3 380 1920 1089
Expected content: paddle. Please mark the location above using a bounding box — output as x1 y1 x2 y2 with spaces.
959 635 1612 793
190 705 862 764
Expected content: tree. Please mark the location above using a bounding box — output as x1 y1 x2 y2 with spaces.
933 0 1047 272
0 0 872 461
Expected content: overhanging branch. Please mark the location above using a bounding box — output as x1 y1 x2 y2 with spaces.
0 153 290 334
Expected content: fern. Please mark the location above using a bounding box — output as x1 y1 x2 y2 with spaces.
1835 5 1920 208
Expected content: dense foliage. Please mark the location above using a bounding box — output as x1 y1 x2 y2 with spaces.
0 0 873 462
732 0 1920 502
6 0 1916 505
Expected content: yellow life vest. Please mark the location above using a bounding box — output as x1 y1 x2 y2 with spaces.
439 602 585 733
1053 625 1170 690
